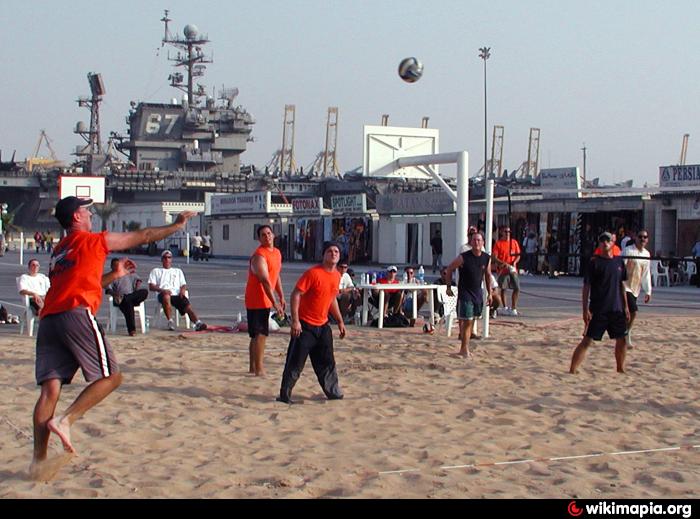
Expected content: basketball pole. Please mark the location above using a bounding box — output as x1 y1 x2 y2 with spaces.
19 232 24 266
483 178 495 338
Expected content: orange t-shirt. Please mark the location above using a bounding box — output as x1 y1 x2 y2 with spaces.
296 265 341 326
593 244 621 256
493 238 521 274
42 231 109 317
245 246 283 309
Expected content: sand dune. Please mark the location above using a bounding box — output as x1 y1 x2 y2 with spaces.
0 315 697 498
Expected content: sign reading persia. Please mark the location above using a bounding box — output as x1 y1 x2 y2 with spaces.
659 165 700 188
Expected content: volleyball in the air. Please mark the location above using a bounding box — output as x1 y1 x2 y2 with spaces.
398 57 423 83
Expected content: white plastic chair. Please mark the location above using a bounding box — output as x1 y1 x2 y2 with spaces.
19 294 37 337
108 296 147 334
655 261 670 287
436 285 458 337
152 290 191 330
682 259 696 285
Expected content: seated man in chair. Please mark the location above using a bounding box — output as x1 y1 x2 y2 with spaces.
148 250 207 331
106 258 149 336
401 266 428 327
336 263 361 323
17 258 51 315
369 266 404 317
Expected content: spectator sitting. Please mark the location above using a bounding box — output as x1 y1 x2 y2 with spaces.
336 262 360 323
369 266 403 317
148 250 207 331
401 266 428 327
106 257 149 336
17 258 51 315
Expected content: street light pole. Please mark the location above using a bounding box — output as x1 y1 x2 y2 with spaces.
479 47 491 180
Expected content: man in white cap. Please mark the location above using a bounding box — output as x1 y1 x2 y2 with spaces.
370 265 403 317
148 250 207 331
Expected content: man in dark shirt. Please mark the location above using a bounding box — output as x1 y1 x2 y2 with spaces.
106 258 149 336
445 232 492 358
430 231 443 273
569 232 630 374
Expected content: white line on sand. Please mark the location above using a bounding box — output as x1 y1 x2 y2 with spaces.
379 444 700 475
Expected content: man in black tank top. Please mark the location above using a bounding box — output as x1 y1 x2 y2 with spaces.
445 232 492 358
569 232 630 374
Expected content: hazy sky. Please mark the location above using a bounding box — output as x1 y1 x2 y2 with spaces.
2 0 699 185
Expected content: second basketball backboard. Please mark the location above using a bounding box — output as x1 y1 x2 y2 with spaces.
363 125 439 179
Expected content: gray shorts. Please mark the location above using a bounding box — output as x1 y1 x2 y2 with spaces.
36 307 119 385
497 271 521 291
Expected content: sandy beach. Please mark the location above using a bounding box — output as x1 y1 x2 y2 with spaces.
0 314 697 498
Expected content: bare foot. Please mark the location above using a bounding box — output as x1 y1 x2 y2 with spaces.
29 453 74 481
254 370 267 377
617 368 626 374
47 416 76 454
452 350 472 359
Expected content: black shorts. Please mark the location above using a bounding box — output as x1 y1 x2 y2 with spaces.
586 311 627 341
247 308 270 338
625 292 638 313
157 293 190 315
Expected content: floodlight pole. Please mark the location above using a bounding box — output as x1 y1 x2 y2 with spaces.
479 47 491 180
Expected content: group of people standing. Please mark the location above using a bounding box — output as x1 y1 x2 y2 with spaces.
27 194 656 479
33 230 54 254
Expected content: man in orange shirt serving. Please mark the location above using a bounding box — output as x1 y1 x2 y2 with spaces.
277 241 346 404
30 196 195 480
245 225 285 377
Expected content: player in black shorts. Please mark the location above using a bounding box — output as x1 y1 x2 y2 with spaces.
570 232 631 374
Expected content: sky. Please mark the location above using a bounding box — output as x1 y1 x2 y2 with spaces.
2 0 699 186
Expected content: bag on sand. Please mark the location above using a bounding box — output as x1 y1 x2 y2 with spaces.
371 313 410 328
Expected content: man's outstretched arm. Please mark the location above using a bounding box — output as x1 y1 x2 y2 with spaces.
104 212 196 252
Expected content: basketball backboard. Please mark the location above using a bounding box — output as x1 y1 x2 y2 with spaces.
59 176 106 204
363 125 439 179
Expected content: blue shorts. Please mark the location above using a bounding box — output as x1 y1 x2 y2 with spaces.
457 299 483 320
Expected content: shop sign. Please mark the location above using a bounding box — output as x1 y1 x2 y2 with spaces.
331 194 367 215
659 165 700 188
292 197 324 216
210 191 270 215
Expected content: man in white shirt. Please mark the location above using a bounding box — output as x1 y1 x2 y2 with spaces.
336 262 360 323
17 258 51 315
623 229 652 348
201 232 212 261
191 232 203 261
148 250 207 331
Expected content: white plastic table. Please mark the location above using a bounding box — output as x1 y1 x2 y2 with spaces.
356 283 438 329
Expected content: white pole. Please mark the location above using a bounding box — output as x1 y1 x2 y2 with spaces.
186 232 190 265
483 178 495 338
455 152 469 260
20 231 24 266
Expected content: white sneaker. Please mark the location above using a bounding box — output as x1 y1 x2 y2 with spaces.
194 321 207 331
167 319 175 331
510 308 519 316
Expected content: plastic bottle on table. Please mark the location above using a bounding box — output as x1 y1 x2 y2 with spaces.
371 271 377 285
417 265 425 284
